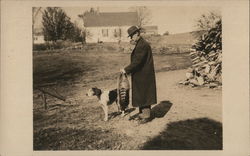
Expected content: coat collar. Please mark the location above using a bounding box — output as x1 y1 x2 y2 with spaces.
132 36 143 52
135 36 143 46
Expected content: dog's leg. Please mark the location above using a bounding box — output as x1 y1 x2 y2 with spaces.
121 110 125 117
101 105 108 121
115 99 121 113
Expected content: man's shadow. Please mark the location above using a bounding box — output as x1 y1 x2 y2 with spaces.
129 101 173 121
151 101 173 119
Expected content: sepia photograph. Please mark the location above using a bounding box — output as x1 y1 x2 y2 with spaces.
1 0 250 155
32 5 223 150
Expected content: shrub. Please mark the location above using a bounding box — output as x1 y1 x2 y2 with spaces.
33 40 75 51
163 31 169 36
33 44 47 51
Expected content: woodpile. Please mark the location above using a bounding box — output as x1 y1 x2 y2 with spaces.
179 20 222 88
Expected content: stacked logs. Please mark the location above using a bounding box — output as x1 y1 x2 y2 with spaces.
179 20 222 88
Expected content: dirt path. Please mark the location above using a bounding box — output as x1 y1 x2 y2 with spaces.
88 69 222 149
34 69 222 150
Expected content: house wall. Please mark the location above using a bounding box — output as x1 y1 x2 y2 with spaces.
145 30 158 35
34 35 45 44
86 26 130 43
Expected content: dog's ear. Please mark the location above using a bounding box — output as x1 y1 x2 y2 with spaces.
92 87 97 92
92 87 101 96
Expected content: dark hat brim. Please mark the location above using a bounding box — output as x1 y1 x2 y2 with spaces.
127 27 141 37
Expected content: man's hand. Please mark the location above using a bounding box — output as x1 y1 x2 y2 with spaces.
120 68 126 74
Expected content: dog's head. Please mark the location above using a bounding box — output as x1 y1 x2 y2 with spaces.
86 87 102 97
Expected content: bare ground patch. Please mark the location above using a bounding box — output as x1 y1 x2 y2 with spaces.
33 50 221 150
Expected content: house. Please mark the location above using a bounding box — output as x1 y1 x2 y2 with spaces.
141 26 158 35
33 28 45 44
84 12 139 43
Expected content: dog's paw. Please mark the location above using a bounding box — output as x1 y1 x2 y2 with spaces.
121 111 125 117
104 118 108 121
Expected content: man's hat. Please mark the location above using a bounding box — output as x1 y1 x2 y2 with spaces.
127 26 141 37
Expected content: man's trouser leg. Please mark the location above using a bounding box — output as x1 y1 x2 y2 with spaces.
139 105 151 119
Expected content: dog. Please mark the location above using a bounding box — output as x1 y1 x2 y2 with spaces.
86 87 127 121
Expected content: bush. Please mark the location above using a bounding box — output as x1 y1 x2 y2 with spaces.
33 44 47 51
163 31 169 36
33 40 75 51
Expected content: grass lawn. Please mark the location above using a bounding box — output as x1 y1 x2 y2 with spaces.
33 49 192 150
33 50 192 86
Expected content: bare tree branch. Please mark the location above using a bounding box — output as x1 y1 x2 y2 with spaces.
195 11 221 31
129 6 152 26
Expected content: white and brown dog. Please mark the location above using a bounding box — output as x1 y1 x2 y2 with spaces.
86 87 126 121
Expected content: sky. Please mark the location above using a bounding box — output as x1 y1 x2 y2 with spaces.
34 6 220 34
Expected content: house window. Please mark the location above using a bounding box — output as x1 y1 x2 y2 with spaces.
114 28 121 38
102 29 108 37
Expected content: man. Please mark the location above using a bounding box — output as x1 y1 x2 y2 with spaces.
120 25 157 124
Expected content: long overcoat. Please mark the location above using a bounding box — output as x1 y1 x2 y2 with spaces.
125 37 157 107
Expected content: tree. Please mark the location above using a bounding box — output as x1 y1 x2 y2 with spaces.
195 11 221 31
193 19 222 54
42 7 73 42
193 11 221 39
67 22 84 42
129 6 152 26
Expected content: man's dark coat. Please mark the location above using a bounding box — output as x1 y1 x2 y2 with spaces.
125 37 157 107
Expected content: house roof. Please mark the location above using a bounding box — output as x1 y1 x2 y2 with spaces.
84 12 139 27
